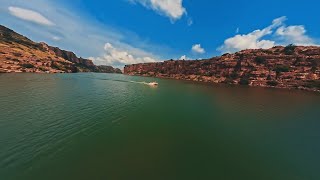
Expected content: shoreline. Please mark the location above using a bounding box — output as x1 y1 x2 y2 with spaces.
1 72 319 93
124 46 320 94
125 73 320 93
0 71 122 74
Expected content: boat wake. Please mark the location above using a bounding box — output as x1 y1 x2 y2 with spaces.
85 77 158 87
130 81 158 86
129 81 147 84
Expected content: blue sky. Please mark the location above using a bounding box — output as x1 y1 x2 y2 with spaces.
1 0 319 67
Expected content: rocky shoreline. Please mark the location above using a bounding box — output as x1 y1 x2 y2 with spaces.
127 73 320 93
125 45 320 92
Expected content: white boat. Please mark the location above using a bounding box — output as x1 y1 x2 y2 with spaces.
148 82 158 86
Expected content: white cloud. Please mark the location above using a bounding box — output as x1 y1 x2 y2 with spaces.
276 25 315 46
89 43 157 66
8 6 55 26
1 0 170 68
187 18 193 26
272 16 288 26
236 27 239 33
218 16 287 53
218 16 317 53
218 32 276 53
179 55 188 60
192 44 205 54
130 0 186 21
52 36 61 41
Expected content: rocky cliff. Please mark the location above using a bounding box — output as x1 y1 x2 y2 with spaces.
0 25 121 74
97 65 122 74
125 45 320 91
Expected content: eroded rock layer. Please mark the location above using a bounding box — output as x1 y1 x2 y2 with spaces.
125 46 320 91
0 25 121 74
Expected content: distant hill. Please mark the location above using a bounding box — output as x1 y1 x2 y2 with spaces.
125 45 320 92
0 25 121 74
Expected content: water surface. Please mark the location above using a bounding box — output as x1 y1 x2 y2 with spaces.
0 73 319 180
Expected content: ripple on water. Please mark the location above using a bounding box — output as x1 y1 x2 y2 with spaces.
0 73 320 180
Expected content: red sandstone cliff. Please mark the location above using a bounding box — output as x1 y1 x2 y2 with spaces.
124 45 320 91
0 25 121 74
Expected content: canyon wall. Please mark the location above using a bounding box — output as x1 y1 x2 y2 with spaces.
0 25 121 74
125 46 320 91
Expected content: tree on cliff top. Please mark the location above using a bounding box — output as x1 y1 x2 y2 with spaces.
284 44 297 55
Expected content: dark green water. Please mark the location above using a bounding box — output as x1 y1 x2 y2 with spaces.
0 73 320 180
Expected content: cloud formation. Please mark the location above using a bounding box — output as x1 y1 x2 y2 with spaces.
218 16 317 53
89 43 157 66
276 25 315 46
130 0 186 21
52 36 61 41
8 6 55 26
179 55 188 60
236 27 239 33
187 18 193 26
192 44 205 54
1 0 167 68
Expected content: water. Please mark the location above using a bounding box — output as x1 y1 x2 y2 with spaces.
0 73 319 180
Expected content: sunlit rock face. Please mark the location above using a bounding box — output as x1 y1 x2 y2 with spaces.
0 25 121 74
125 46 320 91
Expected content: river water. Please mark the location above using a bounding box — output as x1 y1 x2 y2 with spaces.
0 73 319 180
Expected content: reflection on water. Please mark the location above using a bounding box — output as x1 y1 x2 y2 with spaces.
0 73 319 180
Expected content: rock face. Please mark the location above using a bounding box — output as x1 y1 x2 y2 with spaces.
0 25 121 74
97 65 122 74
125 45 320 91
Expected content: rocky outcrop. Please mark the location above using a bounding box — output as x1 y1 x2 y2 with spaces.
124 45 320 92
97 65 122 74
44 44 94 67
38 42 97 72
0 25 121 74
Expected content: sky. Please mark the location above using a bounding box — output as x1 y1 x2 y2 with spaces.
1 0 320 68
